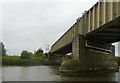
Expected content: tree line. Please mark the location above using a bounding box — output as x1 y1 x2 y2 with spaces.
21 48 48 59
0 42 48 59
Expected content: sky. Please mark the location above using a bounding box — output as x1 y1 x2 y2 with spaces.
0 0 119 56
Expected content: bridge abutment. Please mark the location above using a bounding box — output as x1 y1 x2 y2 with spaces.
59 34 118 74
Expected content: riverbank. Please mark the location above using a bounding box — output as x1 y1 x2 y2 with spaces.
2 56 46 66
2 56 61 66
2 56 120 66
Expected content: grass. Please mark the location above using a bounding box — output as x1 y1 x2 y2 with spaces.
2 56 48 66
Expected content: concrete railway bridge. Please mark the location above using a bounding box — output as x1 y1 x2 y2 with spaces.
50 0 120 73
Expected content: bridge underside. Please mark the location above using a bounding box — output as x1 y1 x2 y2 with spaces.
86 16 120 43
51 43 72 54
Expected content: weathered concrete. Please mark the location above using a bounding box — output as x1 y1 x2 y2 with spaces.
59 34 118 73
50 1 120 74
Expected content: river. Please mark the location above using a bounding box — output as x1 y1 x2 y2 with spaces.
2 66 120 81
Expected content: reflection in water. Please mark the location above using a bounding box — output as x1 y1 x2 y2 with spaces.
2 66 119 81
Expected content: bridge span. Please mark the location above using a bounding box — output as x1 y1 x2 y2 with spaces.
50 1 120 73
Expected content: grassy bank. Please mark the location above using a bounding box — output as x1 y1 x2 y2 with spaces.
2 56 48 66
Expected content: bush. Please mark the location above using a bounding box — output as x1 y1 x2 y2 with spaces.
21 50 31 59
35 48 45 58
2 56 47 66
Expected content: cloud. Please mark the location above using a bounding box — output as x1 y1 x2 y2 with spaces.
2 1 100 55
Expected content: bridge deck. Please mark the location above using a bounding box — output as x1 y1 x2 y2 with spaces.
50 1 120 54
86 16 120 43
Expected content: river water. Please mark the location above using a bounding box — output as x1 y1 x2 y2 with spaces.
2 66 120 81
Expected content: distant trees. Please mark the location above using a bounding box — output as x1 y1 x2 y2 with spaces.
45 53 49 58
20 48 46 59
0 42 7 56
21 50 32 59
34 48 45 57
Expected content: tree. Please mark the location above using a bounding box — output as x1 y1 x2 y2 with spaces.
21 50 32 59
35 48 45 57
44 53 49 58
0 42 7 56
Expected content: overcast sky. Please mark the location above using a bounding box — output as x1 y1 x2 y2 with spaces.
0 0 119 56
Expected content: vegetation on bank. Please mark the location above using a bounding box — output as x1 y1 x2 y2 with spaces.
0 42 51 66
2 48 51 66
2 56 48 66
2 56 120 66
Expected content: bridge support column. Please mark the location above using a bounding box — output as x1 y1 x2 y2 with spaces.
59 34 118 74
72 35 87 59
48 54 65 65
72 35 80 58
